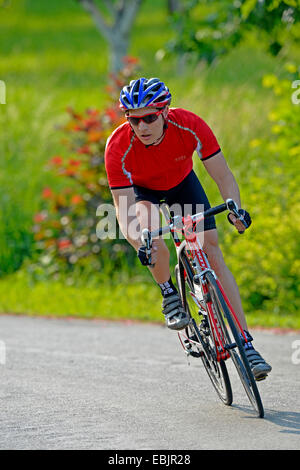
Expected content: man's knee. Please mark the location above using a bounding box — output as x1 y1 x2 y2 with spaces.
112 187 141 249
156 238 170 258
136 200 160 231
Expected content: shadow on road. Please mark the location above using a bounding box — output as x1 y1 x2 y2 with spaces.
229 404 300 433
264 409 300 435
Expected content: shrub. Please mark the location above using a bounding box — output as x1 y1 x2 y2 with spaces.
30 57 140 283
222 63 300 323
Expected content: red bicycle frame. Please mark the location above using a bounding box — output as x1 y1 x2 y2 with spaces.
167 209 248 362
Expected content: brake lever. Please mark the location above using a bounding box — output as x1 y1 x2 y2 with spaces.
141 228 155 266
226 199 246 235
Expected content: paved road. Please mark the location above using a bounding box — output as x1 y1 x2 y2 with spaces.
0 314 299 450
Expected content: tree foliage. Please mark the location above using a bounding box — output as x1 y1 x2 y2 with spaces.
166 0 300 64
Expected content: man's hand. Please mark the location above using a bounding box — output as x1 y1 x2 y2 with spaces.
137 240 158 266
227 209 252 233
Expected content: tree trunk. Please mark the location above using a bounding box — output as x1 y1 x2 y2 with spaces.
78 0 142 73
167 0 180 14
110 32 129 73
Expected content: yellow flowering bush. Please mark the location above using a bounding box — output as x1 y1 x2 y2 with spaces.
223 64 300 324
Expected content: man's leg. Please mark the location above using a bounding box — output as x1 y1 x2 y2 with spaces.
112 189 171 282
135 199 189 330
135 199 171 282
111 187 141 250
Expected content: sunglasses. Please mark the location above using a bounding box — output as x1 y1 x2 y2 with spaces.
126 109 164 126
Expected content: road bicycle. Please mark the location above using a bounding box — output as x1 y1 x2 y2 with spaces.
141 199 264 418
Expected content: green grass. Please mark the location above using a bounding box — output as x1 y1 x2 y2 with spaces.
0 269 162 323
0 268 299 329
0 0 299 328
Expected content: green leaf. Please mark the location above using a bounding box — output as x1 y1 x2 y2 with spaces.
241 0 258 19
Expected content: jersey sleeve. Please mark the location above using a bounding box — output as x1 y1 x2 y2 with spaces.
174 108 221 161
196 118 221 161
104 126 133 189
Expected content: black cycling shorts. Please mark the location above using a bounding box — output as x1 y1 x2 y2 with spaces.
133 170 216 232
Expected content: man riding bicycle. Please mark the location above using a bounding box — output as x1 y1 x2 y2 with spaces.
105 77 271 381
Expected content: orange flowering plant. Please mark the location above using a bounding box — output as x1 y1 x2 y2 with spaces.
31 57 140 281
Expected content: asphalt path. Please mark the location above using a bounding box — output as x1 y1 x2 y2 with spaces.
0 314 299 450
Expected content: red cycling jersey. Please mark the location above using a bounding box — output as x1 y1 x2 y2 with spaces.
105 107 221 191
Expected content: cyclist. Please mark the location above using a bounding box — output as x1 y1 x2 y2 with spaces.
105 77 271 381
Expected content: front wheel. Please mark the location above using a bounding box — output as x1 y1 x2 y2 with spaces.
175 262 232 407
205 271 264 418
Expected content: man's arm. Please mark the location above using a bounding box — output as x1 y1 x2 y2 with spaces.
202 151 241 207
202 151 246 232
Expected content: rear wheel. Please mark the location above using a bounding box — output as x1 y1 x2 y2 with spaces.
176 261 232 406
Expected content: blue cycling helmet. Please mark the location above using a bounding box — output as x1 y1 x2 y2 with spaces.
119 77 172 110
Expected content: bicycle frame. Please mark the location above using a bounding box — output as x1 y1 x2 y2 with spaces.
158 203 248 362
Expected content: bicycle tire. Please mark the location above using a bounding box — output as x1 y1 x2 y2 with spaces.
175 260 233 406
205 271 264 418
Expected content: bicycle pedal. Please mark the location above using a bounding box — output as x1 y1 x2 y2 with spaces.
202 328 210 336
183 340 192 354
190 350 204 358
255 374 268 382
199 323 210 336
